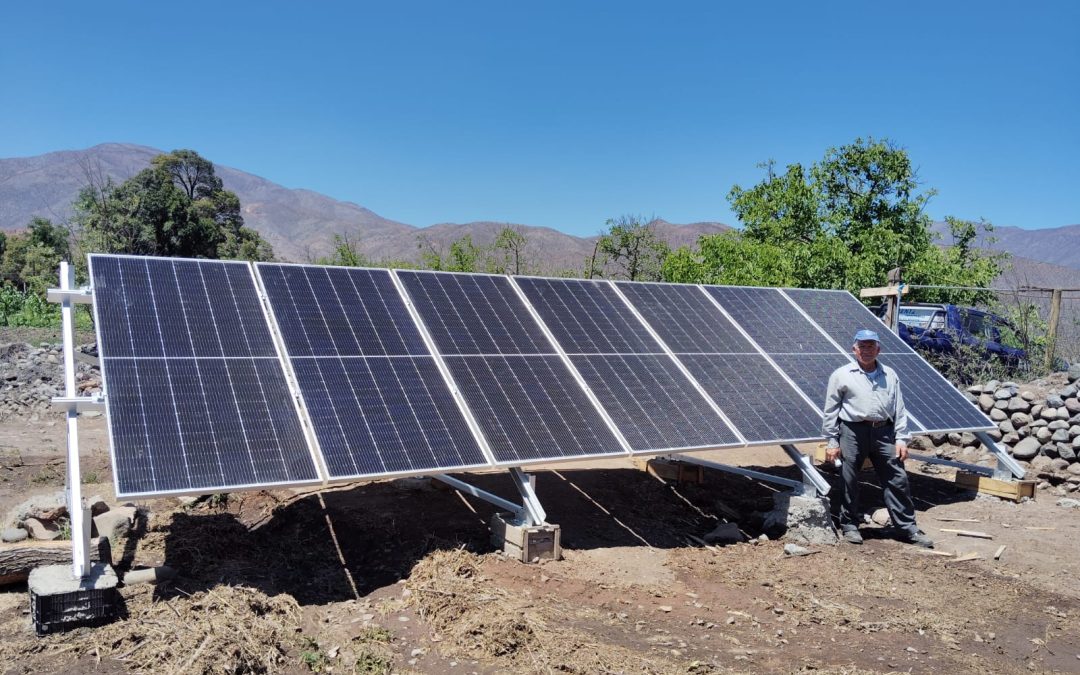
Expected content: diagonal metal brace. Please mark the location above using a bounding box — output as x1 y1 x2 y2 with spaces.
433 468 547 526
781 445 831 497
974 431 1026 480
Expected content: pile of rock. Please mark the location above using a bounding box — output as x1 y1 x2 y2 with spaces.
2 490 138 549
917 365 1080 478
0 343 99 420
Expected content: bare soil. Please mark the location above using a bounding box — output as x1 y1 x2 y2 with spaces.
1 414 1079 674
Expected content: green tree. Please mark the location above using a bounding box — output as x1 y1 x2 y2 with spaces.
491 225 531 275
72 149 273 261
1 218 72 293
678 138 1005 299
594 215 669 281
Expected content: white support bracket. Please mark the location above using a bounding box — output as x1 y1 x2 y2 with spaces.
51 394 106 413
673 454 807 493
433 467 548 526
50 262 92 580
780 444 831 497
975 431 1027 480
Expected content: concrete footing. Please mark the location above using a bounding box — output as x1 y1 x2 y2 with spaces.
762 492 838 545
28 563 120 635
490 512 561 563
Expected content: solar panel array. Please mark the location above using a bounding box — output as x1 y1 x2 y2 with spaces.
89 254 993 499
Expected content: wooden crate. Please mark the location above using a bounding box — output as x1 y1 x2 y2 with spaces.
955 472 1036 502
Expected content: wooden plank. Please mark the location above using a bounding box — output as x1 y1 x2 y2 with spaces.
933 517 981 523
993 545 1006 560
906 548 955 557
0 537 110 586
948 552 983 563
940 528 993 539
859 285 911 298
955 472 1036 502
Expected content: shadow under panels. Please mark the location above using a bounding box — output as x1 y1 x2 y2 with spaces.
615 281 823 443
257 264 488 479
396 271 625 463
90 255 319 498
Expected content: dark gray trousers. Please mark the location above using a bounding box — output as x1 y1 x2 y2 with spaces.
836 420 918 534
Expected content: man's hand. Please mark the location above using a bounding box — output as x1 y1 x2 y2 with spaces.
895 441 908 461
826 445 841 463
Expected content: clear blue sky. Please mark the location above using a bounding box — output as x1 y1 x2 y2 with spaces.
2 2 1077 236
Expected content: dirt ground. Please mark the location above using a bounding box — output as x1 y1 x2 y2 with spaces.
2 411 1080 674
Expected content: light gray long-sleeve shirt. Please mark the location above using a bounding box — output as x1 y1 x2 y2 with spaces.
822 360 910 447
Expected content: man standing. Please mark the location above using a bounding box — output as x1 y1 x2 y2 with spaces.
822 329 934 548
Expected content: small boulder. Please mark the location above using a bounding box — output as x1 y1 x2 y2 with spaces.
993 399 1010 410
1040 407 1060 421
978 394 995 411
92 506 138 547
1007 397 1031 413
1051 457 1071 472
1002 432 1020 444
86 495 110 517
1036 427 1052 443
1057 444 1076 461
1011 412 1032 427
1057 498 1080 509
1047 394 1065 408
870 508 891 526
24 517 59 541
1 527 28 543
703 522 745 545
998 420 1015 434
989 408 1008 422
994 387 1016 401
1049 420 1069 431
1061 383 1078 398
1021 390 1037 402
783 543 812 556
1011 436 1041 460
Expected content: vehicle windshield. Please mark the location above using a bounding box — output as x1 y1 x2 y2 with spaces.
897 307 942 329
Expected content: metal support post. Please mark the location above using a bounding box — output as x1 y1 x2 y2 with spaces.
974 431 1026 480
781 445 831 496
433 468 547 526
909 452 993 477
54 262 91 579
674 454 805 493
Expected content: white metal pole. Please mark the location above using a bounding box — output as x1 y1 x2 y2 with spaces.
60 262 91 579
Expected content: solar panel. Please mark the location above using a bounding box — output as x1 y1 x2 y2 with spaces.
257 264 490 479
397 271 552 354
782 289 909 353
878 354 993 432
614 282 754 354
514 277 658 354
444 355 626 463
569 354 741 450
768 353 853 405
90 255 319 498
704 286 836 354
677 354 825 442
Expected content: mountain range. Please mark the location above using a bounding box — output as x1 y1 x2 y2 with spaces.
1 143 1077 289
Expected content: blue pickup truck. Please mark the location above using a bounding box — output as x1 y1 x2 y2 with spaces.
875 303 1028 365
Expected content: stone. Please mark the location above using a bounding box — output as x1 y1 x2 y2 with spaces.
1047 394 1065 408
1066 398 1080 414
1021 390 1037 402
1011 436 1041 460
994 387 1015 400
1059 407 1072 421
85 495 109 517
978 394 995 411
929 433 948 447
1074 436 1080 449
1011 412 1032 427
24 517 59 540
783 543 812 556
1051 458 1071 472
1041 407 1060 421
1030 455 1054 473
2 527 28 542
4 491 67 527
989 408 1008 422
762 493 838 545
1002 432 1020 444
985 428 1003 441
963 392 978 404
966 384 983 395
1062 384 1079 398
870 508 891 526
1036 427 1053 443
1058 444 1076 461
998 420 1015 434
1007 397 1031 413
1068 363 1080 382
1057 498 1080 509
984 380 1001 393
960 431 977 447
1069 463 1080 476
993 399 1009 410
1049 420 1069 431
92 506 137 547
1031 419 1049 428
703 522 744 545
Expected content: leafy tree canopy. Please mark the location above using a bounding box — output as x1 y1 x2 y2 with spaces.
663 138 1006 303
72 149 273 261
588 215 669 281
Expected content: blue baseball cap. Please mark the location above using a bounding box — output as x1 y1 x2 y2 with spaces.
854 329 880 343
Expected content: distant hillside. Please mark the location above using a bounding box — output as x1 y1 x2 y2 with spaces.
0 143 728 269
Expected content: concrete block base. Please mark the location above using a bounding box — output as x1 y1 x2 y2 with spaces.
762 492 838 546
28 563 120 635
490 512 561 563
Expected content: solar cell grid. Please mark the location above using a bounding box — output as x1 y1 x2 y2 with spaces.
768 353 853 407
678 354 825 442
569 354 740 451
90 255 318 497
878 354 993 432
515 277 659 354
615 282 755 354
704 286 836 354
398 271 552 355
444 355 625 463
783 289 909 353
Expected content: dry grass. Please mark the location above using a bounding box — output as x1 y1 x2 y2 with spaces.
404 547 685 674
0 584 303 674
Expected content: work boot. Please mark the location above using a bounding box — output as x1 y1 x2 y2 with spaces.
841 529 863 545
899 530 934 549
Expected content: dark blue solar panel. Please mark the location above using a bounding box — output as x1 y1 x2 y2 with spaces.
515 277 659 354
292 356 487 477
91 253 319 497
616 282 755 353
878 354 992 432
445 355 625 463
569 354 739 451
677 354 824 442
783 289 909 353
704 286 836 354
398 271 552 355
258 265 427 357
768 354 853 407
